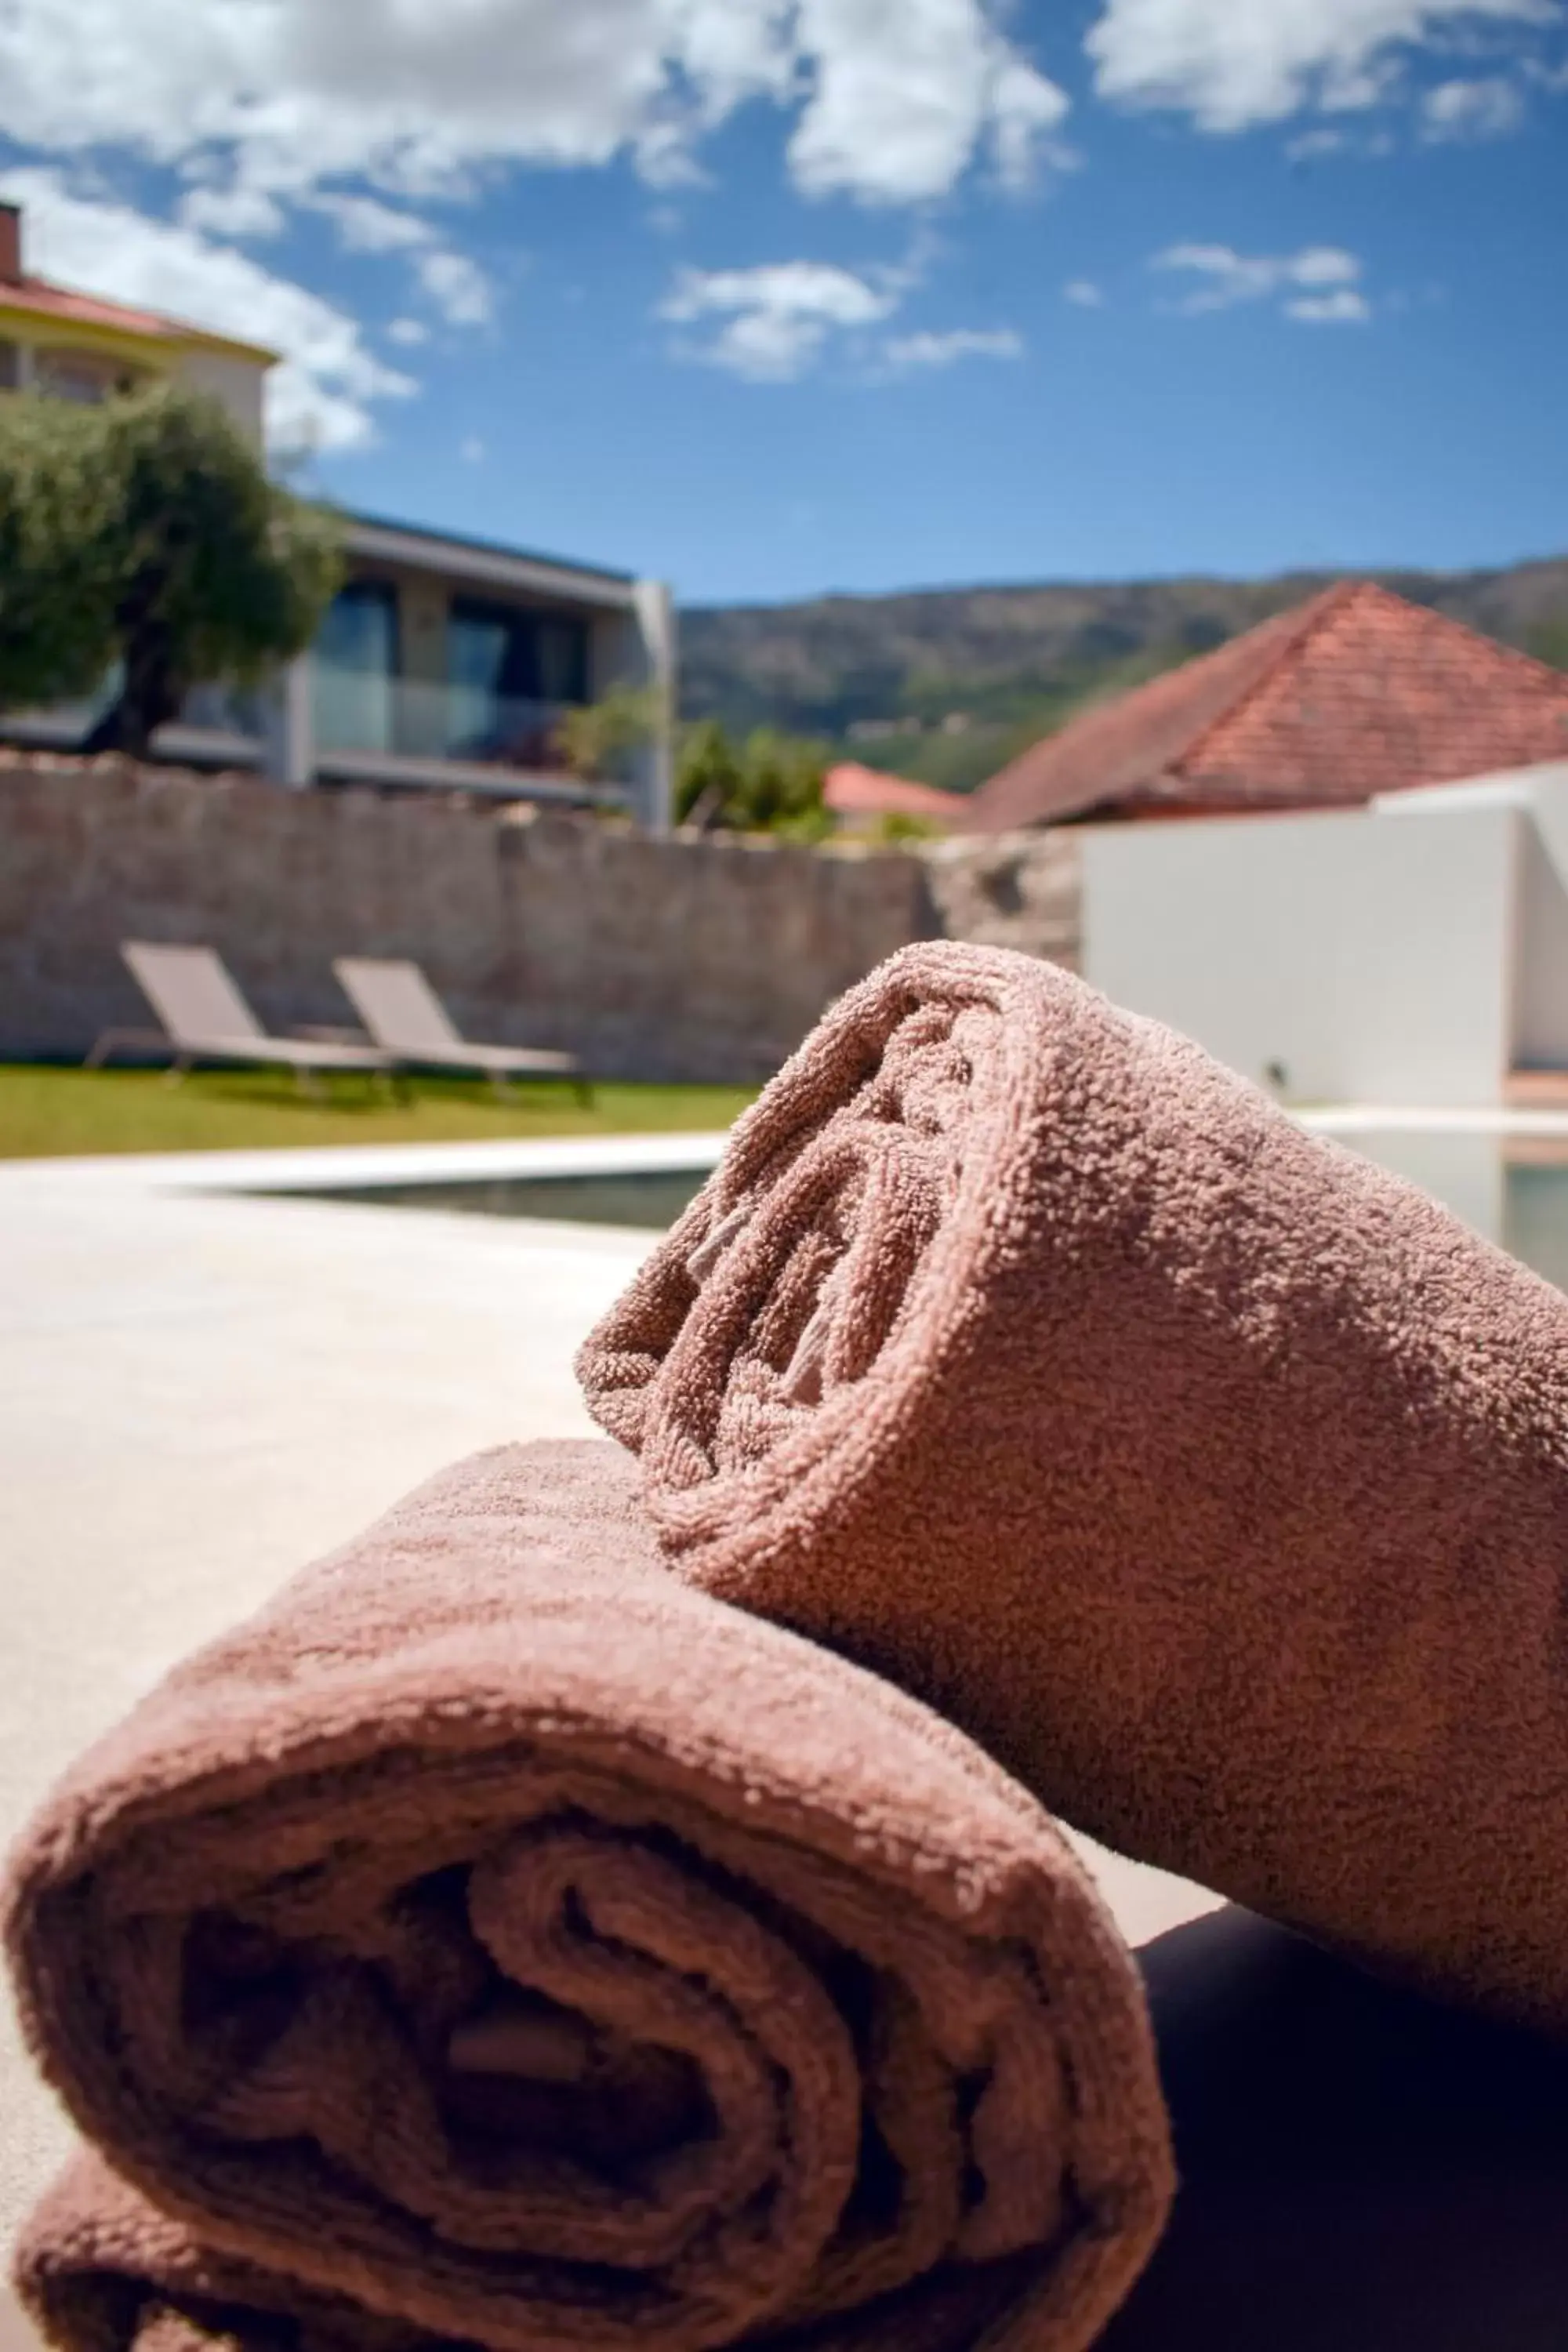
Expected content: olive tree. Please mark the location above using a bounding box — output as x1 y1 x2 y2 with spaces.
0 392 118 713
0 382 340 758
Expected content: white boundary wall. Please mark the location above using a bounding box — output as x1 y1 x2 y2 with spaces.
1376 761 1568 1075
1082 800 1521 1108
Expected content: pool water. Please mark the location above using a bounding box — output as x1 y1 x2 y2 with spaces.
1495 1162 1568 1294
255 1132 1568 1293
260 1167 714 1233
1339 1132 1568 1295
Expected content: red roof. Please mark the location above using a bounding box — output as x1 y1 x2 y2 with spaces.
823 761 967 825
0 274 191 340
968 580 1568 831
0 272 276 363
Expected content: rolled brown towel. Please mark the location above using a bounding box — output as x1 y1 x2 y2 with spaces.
579 942 1568 2032
5 1441 1169 2352
16 2154 431 2352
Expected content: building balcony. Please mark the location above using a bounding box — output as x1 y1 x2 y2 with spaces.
314 665 566 768
0 668 619 807
307 666 617 804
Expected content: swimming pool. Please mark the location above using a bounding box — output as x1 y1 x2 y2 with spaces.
1326 1124 1568 1294
240 1118 1568 1293
262 1166 713 1232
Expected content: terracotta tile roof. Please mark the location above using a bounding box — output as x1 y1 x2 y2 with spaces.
0 274 186 339
968 581 1568 831
0 274 277 363
823 760 967 824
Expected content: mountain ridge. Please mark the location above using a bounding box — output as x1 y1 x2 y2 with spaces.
679 555 1568 795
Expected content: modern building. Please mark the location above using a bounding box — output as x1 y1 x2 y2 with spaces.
968 581 1568 834
0 202 676 827
274 515 674 827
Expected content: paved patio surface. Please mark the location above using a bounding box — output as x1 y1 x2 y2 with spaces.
0 1138 1218 2344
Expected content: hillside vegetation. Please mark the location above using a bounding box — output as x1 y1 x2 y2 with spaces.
680 557 1568 796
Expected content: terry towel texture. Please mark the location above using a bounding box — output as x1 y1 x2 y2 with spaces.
579 942 1568 2032
5 1440 1170 2352
16 2156 434 2352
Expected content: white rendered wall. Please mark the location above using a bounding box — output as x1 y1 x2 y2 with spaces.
601 580 677 834
1504 771 1568 1069
1082 804 1519 1109
1376 761 1568 1073
1511 816 1568 1069
174 348 267 442
632 578 677 837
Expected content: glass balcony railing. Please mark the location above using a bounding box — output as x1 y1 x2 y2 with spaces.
1 670 267 750
2 660 584 780
311 666 574 771
178 681 269 738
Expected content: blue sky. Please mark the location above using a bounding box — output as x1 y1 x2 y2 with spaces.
1 1 1565 604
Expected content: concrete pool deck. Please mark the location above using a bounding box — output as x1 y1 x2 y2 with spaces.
11 1105 1567 2335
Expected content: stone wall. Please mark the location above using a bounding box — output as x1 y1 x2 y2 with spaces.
0 756 1080 1083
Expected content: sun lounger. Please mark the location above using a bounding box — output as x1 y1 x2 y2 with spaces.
89 943 394 1091
333 955 591 1102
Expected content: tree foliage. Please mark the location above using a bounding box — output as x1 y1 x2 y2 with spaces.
554 679 662 782
676 718 831 838
1526 619 1568 674
0 383 341 757
674 717 742 824
869 809 943 844
555 696 833 837
0 394 120 711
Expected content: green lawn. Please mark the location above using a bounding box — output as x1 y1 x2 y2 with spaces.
0 1063 759 1160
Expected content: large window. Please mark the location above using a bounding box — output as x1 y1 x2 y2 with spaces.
309 584 593 767
31 347 138 403
446 597 589 760
313 581 398 753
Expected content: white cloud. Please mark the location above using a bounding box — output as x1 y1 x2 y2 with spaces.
787 0 1069 201
1288 246 1364 284
0 0 1069 212
1285 125 1349 158
660 250 1019 381
307 193 434 253
1421 74 1526 135
387 315 430 346
1284 286 1372 321
0 166 416 452
1086 0 1552 131
1153 240 1372 318
459 433 486 461
303 190 494 325
414 247 493 325
662 258 897 379
176 183 285 238
1155 243 1282 308
1063 277 1105 305
988 54 1074 188
882 325 1023 367
630 123 713 191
